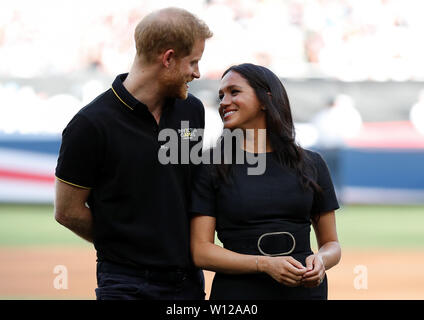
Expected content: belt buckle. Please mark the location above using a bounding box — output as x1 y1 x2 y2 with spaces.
257 231 296 256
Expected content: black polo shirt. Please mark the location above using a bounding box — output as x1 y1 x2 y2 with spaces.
55 73 205 269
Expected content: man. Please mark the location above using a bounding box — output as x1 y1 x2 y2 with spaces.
54 7 212 300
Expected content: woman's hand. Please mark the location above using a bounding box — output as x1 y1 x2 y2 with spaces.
301 254 326 288
259 256 307 287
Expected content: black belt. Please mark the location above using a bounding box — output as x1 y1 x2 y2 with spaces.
222 225 311 256
97 261 197 283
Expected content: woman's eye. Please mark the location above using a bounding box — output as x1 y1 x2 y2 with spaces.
218 90 239 101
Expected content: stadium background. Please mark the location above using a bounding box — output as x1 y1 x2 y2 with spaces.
0 0 423 299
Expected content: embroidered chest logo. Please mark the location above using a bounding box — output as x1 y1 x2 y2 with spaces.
178 128 198 140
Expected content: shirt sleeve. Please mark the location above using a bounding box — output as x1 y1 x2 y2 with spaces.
189 163 217 217
311 152 340 215
55 113 101 189
189 98 206 178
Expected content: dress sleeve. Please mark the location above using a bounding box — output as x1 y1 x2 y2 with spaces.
311 152 340 215
189 163 217 217
55 113 101 189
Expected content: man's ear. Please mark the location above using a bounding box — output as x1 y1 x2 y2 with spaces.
162 49 175 68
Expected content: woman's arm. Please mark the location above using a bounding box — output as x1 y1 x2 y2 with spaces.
190 215 307 287
301 210 341 287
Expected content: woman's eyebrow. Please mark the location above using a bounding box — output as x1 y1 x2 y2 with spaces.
219 84 242 92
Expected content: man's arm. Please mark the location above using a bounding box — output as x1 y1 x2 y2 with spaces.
54 179 93 243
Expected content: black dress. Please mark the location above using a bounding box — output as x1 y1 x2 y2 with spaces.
190 149 339 300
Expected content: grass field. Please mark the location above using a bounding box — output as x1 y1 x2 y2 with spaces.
0 204 89 247
329 204 424 249
0 203 423 300
0 203 422 248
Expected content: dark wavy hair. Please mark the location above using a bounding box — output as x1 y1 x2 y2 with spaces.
215 63 323 221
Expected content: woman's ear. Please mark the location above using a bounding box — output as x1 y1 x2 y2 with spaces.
262 92 272 110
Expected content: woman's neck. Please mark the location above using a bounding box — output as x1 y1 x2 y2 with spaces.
242 128 272 154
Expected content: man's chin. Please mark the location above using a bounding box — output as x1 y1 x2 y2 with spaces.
180 92 188 100
175 88 188 100
165 85 188 100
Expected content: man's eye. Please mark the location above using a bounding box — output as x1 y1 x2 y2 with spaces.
218 95 224 101
231 90 239 95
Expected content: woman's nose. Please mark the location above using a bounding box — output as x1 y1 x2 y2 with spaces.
219 94 231 108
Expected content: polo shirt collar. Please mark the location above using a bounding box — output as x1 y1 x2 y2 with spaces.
111 73 175 116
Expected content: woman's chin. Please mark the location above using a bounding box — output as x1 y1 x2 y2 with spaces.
222 117 238 129
223 123 237 130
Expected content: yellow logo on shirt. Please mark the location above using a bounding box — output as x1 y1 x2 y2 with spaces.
178 128 197 140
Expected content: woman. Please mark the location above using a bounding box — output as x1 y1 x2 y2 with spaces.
190 63 341 300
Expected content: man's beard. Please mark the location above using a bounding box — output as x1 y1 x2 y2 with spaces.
161 70 188 100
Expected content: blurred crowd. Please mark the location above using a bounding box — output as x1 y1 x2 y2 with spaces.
0 80 106 135
1 0 424 80
1 0 424 137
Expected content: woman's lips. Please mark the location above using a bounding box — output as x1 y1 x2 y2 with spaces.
223 110 237 120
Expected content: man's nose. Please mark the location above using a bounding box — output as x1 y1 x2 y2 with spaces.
192 66 200 79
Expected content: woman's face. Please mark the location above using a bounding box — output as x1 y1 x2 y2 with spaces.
218 71 266 130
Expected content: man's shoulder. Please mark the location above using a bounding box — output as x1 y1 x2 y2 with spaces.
77 89 114 120
186 93 203 105
174 93 204 111
172 93 205 128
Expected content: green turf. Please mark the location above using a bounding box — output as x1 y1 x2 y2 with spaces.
0 204 90 247
0 204 423 248
323 204 424 249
